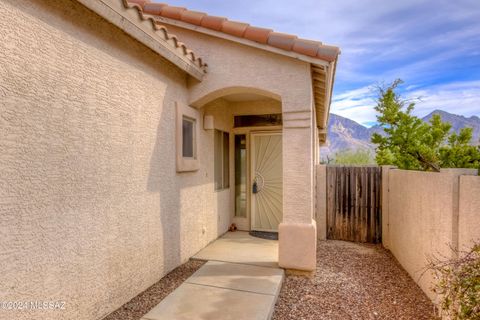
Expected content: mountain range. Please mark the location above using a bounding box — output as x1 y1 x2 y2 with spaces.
320 110 480 159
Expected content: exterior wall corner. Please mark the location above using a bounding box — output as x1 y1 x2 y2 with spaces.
278 220 317 271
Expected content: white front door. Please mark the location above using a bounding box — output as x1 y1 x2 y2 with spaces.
250 132 283 232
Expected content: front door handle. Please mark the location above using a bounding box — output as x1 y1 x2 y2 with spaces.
252 181 258 194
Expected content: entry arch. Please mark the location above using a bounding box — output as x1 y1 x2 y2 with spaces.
189 86 282 109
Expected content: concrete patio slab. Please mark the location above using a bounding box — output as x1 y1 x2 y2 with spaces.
192 231 278 268
186 261 284 296
141 282 276 320
141 233 283 320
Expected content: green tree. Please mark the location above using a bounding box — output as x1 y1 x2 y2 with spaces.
439 128 480 169
334 149 374 165
371 80 480 171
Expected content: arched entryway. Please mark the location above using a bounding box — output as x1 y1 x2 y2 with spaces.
192 83 318 272
193 87 284 234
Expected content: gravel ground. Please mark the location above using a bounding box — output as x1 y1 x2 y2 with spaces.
103 260 205 320
272 240 438 320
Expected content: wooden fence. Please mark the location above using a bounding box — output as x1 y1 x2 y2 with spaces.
326 166 382 243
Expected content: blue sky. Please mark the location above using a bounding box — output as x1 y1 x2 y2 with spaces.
163 0 480 126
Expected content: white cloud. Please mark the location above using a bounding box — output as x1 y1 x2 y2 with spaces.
333 86 372 102
331 85 378 126
407 81 480 117
331 80 480 126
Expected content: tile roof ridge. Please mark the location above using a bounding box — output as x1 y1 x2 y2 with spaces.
128 0 339 62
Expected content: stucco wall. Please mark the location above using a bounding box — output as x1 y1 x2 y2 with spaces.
163 25 313 110
458 175 480 251
383 168 479 303
0 0 230 319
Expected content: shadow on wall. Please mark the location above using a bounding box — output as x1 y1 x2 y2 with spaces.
146 94 183 273
147 96 219 274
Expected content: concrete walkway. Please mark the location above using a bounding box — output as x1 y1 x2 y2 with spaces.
193 231 279 268
141 232 284 320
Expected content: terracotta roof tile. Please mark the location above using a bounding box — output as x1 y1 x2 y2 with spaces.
267 32 298 51
180 10 206 25
122 0 207 73
244 26 273 44
200 15 227 31
160 6 186 20
129 1 340 62
316 45 340 61
292 39 321 57
221 21 249 37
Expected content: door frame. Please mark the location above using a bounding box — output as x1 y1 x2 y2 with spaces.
249 130 283 232
231 126 282 231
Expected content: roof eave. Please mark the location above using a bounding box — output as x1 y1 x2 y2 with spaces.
149 14 334 67
312 57 339 144
76 0 207 80
322 59 338 143
144 13 339 143
137 7 340 144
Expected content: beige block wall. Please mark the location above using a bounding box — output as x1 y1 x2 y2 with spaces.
458 175 480 251
384 168 479 303
0 1 230 319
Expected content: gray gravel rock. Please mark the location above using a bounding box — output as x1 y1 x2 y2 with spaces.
103 260 205 320
272 240 438 320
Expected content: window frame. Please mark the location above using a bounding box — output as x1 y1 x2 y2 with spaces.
234 134 247 217
214 129 230 191
176 102 200 172
182 115 196 159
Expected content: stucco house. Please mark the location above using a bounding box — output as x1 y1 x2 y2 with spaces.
0 0 339 318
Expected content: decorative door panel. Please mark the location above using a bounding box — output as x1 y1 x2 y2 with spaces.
251 132 283 232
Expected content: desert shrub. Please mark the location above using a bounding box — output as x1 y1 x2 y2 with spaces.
333 149 375 165
430 243 480 319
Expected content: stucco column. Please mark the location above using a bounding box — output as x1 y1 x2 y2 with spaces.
316 165 327 240
279 108 317 271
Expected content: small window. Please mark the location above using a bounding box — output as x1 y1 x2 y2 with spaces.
176 102 199 172
214 130 229 190
182 116 195 158
235 135 247 217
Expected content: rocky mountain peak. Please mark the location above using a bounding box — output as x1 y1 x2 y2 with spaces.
321 110 480 158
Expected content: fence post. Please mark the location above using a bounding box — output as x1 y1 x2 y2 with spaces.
316 165 327 240
458 175 480 251
381 165 395 249
440 168 478 256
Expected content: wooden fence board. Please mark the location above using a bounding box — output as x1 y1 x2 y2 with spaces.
326 165 382 243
